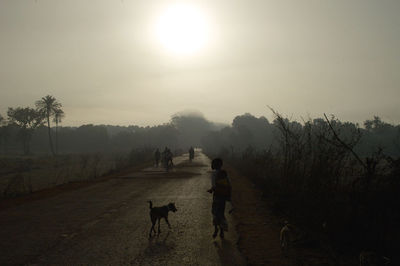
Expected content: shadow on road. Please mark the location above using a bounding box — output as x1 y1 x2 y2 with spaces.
145 231 175 256
213 239 242 265
131 231 176 265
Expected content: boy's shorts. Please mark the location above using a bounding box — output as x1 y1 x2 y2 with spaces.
212 196 227 229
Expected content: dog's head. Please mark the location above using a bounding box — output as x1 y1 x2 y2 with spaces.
168 202 177 212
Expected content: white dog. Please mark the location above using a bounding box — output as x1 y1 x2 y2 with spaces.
280 221 293 255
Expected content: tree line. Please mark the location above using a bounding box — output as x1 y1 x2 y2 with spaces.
202 111 400 261
202 112 400 158
0 106 227 155
0 95 64 156
1 103 399 158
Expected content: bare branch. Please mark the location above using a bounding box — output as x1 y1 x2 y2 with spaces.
323 113 367 169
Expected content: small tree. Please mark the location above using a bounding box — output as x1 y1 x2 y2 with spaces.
7 107 44 155
35 95 63 156
53 109 65 155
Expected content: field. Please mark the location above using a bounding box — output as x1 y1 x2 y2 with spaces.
0 149 153 197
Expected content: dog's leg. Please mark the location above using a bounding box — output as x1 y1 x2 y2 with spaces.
149 214 157 237
219 225 224 239
149 223 155 238
164 217 171 229
157 218 161 234
212 225 218 239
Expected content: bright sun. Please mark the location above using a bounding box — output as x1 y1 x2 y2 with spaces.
155 4 209 55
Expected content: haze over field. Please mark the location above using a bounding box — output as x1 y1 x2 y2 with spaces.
1 0 399 126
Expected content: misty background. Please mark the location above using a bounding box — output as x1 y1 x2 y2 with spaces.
1 107 399 158
1 0 400 126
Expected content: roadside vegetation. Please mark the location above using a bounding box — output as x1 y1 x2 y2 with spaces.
202 110 400 263
0 149 154 198
0 104 220 197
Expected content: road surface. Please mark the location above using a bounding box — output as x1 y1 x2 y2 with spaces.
0 151 246 265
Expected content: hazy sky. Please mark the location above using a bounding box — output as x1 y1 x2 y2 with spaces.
1 0 399 126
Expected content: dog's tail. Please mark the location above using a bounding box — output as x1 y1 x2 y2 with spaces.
147 200 153 209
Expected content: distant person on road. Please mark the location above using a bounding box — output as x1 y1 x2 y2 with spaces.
167 148 174 168
154 148 161 167
161 147 168 168
207 158 232 239
189 146 195 162
162 147 173 171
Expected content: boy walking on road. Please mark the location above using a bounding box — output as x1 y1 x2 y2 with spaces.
208 158 232 239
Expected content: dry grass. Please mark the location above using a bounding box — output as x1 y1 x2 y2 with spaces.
227 164 291 265
227 164 346 265
0 160 153 211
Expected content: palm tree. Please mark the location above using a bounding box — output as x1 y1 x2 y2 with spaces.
35 95 62 156
53 109 65 155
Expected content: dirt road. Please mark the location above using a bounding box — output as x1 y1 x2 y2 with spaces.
0 152 245 265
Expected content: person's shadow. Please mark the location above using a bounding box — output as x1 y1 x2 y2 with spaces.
213 239 243 265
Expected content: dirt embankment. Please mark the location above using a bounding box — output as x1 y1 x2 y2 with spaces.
0 161 153 211
227 165 290 265
227 165 343 266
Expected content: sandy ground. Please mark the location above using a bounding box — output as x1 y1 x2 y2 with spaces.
0 152 245 266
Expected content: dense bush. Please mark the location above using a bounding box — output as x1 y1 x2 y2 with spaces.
203 112 400 260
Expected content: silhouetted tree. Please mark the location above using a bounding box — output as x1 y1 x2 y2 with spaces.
170 111 214 148
7 107 44 155
53 109 65 155
35 95 63 156
0 114 7 153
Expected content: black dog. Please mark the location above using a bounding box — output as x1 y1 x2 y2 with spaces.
148 200 177 237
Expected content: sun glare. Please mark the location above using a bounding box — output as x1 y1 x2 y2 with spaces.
155 4 209 55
